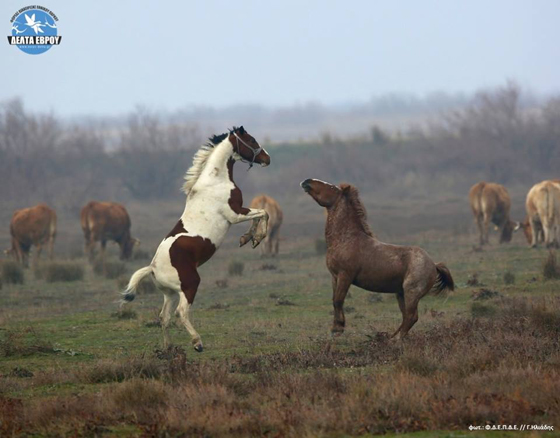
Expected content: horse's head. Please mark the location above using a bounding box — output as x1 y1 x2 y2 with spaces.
120 237 140 260
300 179 342 208
230 126 270 167
499 220 520 243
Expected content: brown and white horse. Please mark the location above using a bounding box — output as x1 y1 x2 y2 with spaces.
301 179 454 339
122 127 270 352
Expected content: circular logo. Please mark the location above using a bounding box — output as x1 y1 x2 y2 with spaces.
9 6 61 55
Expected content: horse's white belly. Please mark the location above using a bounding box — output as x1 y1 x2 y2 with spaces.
150 212 231 291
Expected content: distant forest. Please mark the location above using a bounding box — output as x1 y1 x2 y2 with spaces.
1 83 559 213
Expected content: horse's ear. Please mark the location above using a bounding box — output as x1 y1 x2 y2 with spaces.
238 126 245 134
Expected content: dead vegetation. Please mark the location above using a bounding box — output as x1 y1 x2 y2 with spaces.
1 260 24 285
93 258 128 279
34 261 84 283
1 296 559 436
543 250 560 280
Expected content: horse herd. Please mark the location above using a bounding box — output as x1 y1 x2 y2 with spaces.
2 127 555 351
469 179 560 248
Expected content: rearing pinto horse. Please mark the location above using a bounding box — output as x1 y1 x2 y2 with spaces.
301 179 454 338
123 126 270 352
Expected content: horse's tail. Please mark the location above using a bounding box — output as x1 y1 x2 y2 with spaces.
434 262 455 294
120 265 153 305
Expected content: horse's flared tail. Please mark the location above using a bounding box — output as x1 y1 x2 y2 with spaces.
120 265 153 305
434 262 455 294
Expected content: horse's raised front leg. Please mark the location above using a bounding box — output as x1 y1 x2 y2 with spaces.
226 208 269 248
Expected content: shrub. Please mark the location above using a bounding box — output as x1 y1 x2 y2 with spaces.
471 288 501 300
228 260 244 276
111 309 137 320
215 279 228 288
93 257 128 279
503 270 515 285
543 251 560 280
35 262 84 283
276 297 295 306
315 238 327 255
398 354 439 376
471 301 497 317
1 261 24 285
466 273 481 286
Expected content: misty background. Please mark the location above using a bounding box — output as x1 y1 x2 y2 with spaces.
1 1 559 252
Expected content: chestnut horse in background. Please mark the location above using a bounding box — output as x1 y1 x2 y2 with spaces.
122 127 270 352
81 201 140 268
6 203 57 267
250 195 283 256
301 179 454 338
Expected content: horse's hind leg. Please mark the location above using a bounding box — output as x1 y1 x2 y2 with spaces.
160 292 180 348
177 293 203 352
176 266 203 352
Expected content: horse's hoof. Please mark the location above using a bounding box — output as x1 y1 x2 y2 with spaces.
331 327 344 337
252 239 261 249
239 235 251 247
194 343 203 353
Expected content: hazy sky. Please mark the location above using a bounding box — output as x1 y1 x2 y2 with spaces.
1 0 559 116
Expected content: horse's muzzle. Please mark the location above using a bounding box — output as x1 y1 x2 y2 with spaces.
300 179 312 192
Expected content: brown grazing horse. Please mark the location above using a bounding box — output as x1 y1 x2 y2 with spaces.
249 195 283 256
301 179 454 338
469 182 519 246
81 201 139 267
5 203 57 267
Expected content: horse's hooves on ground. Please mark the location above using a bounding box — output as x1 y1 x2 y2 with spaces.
330 328 344 337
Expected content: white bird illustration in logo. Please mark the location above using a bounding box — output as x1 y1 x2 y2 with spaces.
24 13 45 34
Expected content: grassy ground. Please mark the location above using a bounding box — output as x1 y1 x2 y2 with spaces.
0 223 559 436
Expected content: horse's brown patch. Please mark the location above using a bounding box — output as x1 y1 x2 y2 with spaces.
166 219 187 238
169 235 216 303
227 158 250 215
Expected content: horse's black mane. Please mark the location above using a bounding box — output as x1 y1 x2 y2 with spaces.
208 133 228 146
207 126 245 147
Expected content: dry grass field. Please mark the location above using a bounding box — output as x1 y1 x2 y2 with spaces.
0 195 559 437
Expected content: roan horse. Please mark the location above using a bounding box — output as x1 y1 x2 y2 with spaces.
122 126 270 352
301 179 455 338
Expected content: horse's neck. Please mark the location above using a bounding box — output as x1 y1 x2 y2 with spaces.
325 202 371 244
182 139 235 214
206 139 234 173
